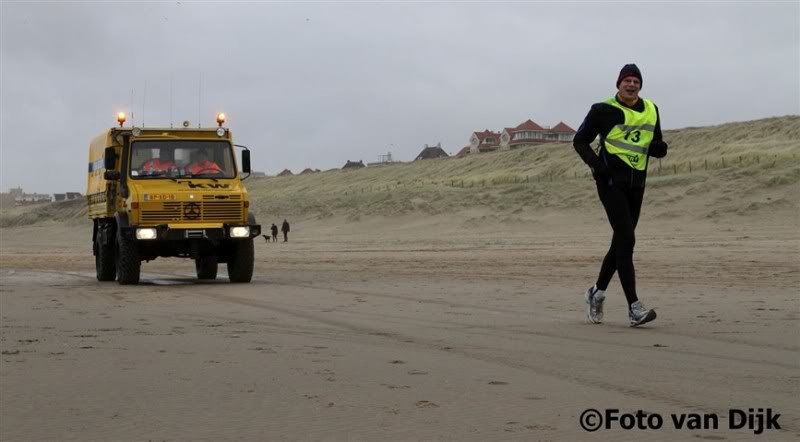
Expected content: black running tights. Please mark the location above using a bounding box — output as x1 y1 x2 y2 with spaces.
595 181 645 306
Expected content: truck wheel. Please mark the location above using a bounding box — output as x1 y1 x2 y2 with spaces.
227 239 254 283
195 255 218 280
116 235 141 285
95 233 116 281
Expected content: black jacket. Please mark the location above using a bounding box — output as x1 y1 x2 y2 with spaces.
573 95 668 188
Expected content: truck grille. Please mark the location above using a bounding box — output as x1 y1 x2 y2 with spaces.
140 201 244 224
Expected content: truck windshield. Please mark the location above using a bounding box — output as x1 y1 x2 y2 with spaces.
129 140 236 179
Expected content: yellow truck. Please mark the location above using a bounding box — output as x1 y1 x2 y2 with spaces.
87 113 260 284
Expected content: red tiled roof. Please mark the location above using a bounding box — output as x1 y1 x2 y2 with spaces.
514 119 545 131
551 121 576 133
473 129 500 141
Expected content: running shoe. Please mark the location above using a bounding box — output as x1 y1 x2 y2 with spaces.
585 286 605 324
629 300 657 327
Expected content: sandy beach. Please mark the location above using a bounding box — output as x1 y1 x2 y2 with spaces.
1 208 798 440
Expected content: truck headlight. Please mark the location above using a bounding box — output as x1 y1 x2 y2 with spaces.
136 228 157 240
230 226 250 238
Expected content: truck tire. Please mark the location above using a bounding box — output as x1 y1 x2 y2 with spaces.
227 239 254 283
95 233 116 281
116 235 141 285
195 255 218 280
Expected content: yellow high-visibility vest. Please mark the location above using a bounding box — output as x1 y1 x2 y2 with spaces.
603 97 657 171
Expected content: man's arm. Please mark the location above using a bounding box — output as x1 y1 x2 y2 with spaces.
648 105 668 158
573 104 608 176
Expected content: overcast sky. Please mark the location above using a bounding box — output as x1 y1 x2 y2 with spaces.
1 1 798 194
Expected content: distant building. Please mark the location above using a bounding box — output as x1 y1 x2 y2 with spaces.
250 171 267 177
54 193 67 201
3 186 51 206
65 192 82 200
469 130 501 154
16 193 51 205
500 119 576 150
415 143 449 160
468 120 576 155
342 160 365 169
277 169 294 177
550 121 577 142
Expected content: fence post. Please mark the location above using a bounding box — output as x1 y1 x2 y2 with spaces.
704 159 708 170
673 164 677 174
689 161 692 173
722 157 725 168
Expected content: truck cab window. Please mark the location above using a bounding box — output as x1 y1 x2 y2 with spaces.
130 140 236 179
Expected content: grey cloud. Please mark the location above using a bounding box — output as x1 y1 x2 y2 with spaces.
1 1 797 193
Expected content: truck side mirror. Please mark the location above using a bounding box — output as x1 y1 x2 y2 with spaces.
241 150 251 174
104 170 120 180
104 147 116 170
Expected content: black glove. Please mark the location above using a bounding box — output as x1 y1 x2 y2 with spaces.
590 159 610 181
649 140 668 158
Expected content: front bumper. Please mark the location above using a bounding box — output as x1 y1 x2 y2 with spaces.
121 224 261 241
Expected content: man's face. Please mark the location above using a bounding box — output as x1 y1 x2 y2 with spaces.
617 76 641 102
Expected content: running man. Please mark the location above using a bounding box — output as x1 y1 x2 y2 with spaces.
572 64 668 327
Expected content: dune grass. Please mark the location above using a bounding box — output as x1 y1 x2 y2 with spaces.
1 116 798 228
244 115 799 221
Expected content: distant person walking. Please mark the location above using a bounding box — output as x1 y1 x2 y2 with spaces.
281 219 290 242
271 223 278 242
573 64 668 327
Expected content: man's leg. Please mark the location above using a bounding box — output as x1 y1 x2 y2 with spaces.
596 182 638 306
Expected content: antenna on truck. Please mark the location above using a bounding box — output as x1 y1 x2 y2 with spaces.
198 73 203 128
130 88 135 125
142 80 147 127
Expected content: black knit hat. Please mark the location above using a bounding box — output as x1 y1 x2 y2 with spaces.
616 64 642 88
